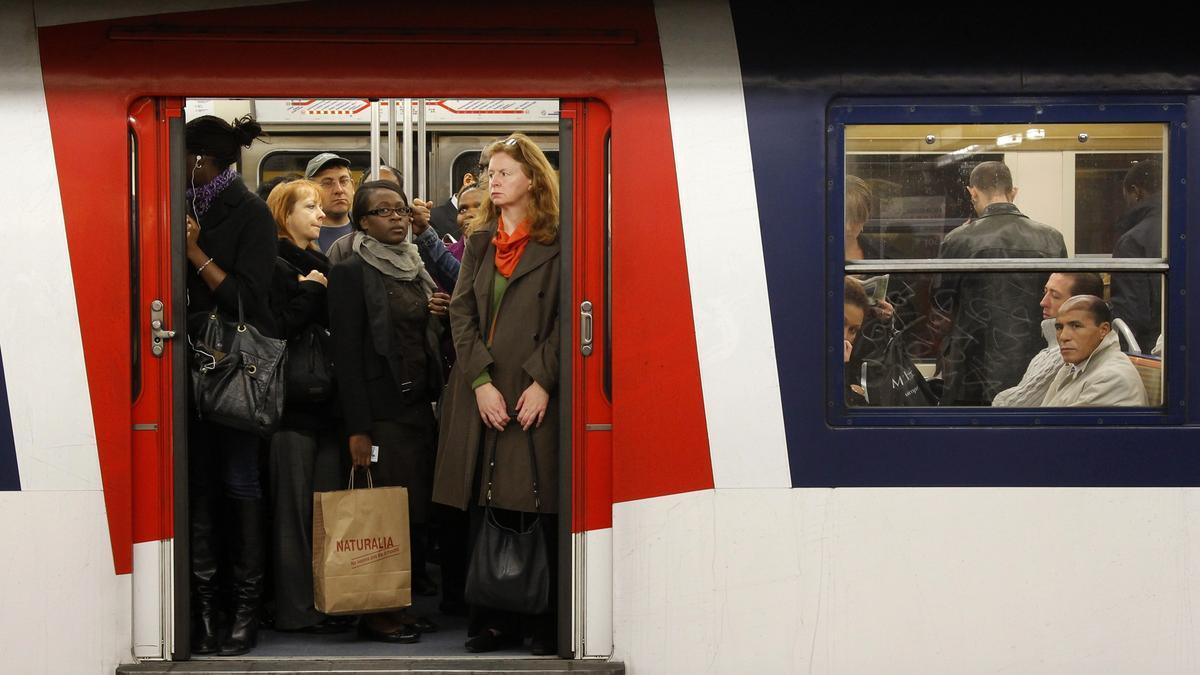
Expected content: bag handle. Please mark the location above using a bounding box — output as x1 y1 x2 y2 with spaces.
347 466 374 490
482 411 541 511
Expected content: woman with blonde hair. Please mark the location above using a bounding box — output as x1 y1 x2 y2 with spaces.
433 133 562 655
264 179 351 635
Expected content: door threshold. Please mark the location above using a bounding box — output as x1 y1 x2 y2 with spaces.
119 657 625 673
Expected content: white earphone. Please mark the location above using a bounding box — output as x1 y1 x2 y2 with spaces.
194 155 202 168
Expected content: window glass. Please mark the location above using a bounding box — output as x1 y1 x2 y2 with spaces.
845 123 1166 260
842 122 1167 410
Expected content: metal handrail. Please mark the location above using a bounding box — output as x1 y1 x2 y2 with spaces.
844 258 1167 273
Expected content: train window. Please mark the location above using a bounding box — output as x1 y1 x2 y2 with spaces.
258 150 372 186
831 102 1182 422
452 148 560 190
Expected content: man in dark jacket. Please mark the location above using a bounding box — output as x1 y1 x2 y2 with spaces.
1110 159 1162 353
933 161 1068 406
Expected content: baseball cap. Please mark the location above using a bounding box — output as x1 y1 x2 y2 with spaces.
304 152 351 179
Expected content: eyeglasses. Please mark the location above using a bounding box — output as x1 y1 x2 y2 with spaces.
365 206 413 218
319 177 353 189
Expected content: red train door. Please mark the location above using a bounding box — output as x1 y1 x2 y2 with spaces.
128 96 187 659
560 99 614 657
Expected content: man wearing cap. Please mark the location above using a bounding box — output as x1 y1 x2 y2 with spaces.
305 152 355 253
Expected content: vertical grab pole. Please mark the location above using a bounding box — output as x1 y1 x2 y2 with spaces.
417 98 428 200
402 98 414 200
387 99 398 172
369 99 381 181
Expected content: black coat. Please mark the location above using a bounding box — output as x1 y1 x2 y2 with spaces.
186 178 278 337
270 240 335 430
270 240 330 339
430 197 460 239
328 256 443 436
1110 198 1162 352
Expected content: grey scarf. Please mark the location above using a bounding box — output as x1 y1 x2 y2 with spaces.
353 232 435 295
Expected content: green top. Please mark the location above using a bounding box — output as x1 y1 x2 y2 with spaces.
471 270 510 389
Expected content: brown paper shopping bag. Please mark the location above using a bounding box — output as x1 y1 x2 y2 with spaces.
313 469 412 614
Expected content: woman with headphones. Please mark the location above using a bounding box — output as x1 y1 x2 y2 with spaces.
184 114 277 657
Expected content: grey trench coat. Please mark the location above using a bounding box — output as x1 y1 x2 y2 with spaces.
432 222 561 513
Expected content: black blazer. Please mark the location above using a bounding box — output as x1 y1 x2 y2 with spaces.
430 197 460 239
328 256 443 435
270 239 330 340
186 178 278 336
270 240 335 430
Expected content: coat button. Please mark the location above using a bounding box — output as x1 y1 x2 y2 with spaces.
533 333 539 341
537 291 545 298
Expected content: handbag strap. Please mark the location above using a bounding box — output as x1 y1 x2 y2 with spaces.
483 412 541 511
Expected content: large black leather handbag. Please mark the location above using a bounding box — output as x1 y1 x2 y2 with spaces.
464 423 550 615
189 295 288 436
286 324 335 404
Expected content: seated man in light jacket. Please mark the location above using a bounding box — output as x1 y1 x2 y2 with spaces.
1040 295 1148 407
993 272 1105 407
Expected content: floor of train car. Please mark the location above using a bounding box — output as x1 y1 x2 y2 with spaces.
196 568 530 658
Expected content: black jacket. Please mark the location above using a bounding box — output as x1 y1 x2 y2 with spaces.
933 202 1068 405
430 197 460 240
270 240 335 430
328 256 444 436
1110 197 1162 352
270 240 330 339
186 178 278 337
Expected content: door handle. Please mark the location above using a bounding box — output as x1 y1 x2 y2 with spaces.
580 300 593 357
150 299 176 357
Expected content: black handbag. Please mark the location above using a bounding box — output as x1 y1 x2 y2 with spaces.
286 324 335 404
853 322 938 407
189 295 288 436
464 423 550 615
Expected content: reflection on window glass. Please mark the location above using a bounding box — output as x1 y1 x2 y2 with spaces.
845 123 1166 260
843 273 1163 408
260 151 372 185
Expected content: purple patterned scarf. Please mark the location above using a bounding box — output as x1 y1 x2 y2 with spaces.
186 167 239 217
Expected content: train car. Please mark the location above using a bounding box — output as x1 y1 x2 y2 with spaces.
3 1 1200 673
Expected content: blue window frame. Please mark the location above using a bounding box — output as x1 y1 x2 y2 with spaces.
827 98 1189 427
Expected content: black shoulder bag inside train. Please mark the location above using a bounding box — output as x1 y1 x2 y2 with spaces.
464 423 551 615
189 294 288 436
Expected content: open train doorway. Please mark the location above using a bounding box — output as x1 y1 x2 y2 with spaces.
129 96 612 662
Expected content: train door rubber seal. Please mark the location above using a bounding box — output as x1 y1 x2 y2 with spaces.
556 110 575 659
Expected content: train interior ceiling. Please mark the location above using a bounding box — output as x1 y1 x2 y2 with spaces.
190 98 561 205
181 96 561 659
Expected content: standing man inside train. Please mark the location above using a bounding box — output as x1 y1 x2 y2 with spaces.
933 161 1068 406
305 152 355 253
1110 159 1162 353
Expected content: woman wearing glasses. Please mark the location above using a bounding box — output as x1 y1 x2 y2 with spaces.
328 180 449 642
433 134 562 655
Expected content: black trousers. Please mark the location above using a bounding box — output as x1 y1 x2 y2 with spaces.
267 427 345 630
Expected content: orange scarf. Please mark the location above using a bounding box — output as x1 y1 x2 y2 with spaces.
492 216 532 278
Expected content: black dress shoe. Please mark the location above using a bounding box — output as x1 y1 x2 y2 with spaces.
465 630 519 653
358 620 420 644
401 614 439 633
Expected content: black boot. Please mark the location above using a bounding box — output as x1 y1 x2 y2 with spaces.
190 496 220 655
218 498 264 657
